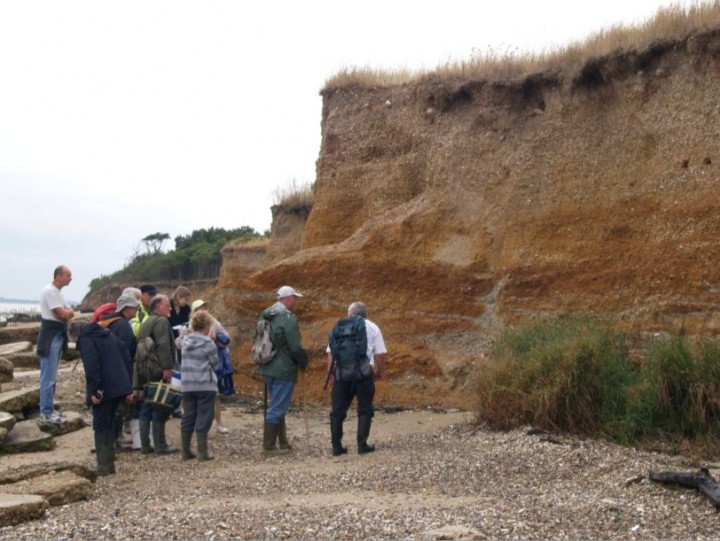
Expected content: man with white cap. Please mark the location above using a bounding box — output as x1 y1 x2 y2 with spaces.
256 285 309 455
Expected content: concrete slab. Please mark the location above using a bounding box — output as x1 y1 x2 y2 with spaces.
0 493 47 526
0 411 16 432
0 421 55 454
0 388 40 414
2 470 92 507
0 342 32 356
36 411 87 436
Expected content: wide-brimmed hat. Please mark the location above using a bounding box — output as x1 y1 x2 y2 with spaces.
116 293 141 312
191 299 208 312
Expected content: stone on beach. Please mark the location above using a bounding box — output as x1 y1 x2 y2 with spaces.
36 411 86 436
0 388 40 414
0 421 55 454
0 493 47 527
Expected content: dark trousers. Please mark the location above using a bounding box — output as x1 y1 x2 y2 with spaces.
181 391 216 433
93 397 122 433
331 376 375 422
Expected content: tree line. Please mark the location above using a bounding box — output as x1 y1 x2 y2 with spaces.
88 226 268 295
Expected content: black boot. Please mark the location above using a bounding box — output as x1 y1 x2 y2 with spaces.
357 415 376 454
139 419 153 454
94 431 114 476
330 417 347 456
197 432 214 461
106 430 117 473
263 422 290 456
278 418 292 451
181 431 196 460
153 421 178 454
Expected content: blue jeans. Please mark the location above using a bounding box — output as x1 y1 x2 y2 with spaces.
39 333 64 415
264 376 295 425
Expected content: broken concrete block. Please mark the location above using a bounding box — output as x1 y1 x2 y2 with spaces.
0 493 48 526
0 421 55 454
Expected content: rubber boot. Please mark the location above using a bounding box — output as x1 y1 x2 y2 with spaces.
181 431 196 460
94 431 114 476
357 415 376 454
263 422 290 456
197 432 214 461
278 418 292 451
106 430 117 474
153 421 178 454
139 419 153 454
330 417 348 456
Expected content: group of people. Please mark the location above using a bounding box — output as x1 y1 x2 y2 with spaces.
38 265 388 477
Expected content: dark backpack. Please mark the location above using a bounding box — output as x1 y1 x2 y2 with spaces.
251 318 276 365
329 316 371 382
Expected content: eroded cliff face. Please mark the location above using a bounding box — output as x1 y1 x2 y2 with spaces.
220 28 720 408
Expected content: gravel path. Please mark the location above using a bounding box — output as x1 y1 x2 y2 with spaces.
1 368 718 540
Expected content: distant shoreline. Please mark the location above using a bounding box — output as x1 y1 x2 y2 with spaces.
0 298 38 304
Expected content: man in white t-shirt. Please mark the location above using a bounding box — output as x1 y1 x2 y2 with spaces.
37 265 75 423
326 301 387 456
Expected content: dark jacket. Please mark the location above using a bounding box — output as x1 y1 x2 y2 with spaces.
102 313 136 378
36 319 68 357
169 304 191 336
256 302 308 383
77 323 132 405
133 314 177 388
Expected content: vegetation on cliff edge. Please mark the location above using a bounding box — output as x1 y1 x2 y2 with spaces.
325 2 720 89
88 226 268 295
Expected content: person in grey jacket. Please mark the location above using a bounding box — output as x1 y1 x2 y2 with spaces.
256 285 309 455
180 310 219 460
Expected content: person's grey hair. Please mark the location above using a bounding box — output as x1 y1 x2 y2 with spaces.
348 301 368 319
68 320 88 342
149 294 168 313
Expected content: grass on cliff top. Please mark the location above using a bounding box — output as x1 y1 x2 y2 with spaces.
475 316 720 456
325 1 720 89
273 178 314 210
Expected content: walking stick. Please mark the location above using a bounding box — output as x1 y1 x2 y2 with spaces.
300 369 310 440
263 381 267 421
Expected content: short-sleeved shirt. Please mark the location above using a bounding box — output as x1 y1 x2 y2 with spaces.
40 283 66 322
327 317 387 366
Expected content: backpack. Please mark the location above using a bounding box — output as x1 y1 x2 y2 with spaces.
329 315 370 382
251 318 276 365
135 318 163 381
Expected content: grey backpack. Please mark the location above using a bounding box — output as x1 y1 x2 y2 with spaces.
251 318 276 365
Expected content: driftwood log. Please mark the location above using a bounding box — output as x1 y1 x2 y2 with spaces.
649 468 720 508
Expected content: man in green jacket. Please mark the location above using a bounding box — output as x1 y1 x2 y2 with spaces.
257 285 309 455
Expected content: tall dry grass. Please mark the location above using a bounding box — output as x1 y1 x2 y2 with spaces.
272 178 314 209
324 1 720 89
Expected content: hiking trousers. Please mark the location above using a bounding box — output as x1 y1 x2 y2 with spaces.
330 375 375 422
181 390 216 433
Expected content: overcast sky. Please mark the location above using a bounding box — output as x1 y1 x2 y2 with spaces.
0 0 693 302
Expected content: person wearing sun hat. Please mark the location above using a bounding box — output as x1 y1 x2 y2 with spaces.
256 285 309 455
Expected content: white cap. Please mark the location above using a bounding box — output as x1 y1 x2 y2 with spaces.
277 285 304 299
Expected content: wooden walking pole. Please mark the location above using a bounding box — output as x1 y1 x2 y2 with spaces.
300 369 310 440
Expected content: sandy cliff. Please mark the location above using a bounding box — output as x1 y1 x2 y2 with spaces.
202 29 720 408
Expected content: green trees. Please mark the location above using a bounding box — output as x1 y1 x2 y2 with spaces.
88 227 268 294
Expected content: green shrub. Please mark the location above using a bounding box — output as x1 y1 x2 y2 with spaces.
476 317 720 450
476 316 635 437
630 336 720 443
